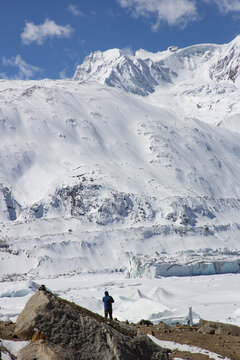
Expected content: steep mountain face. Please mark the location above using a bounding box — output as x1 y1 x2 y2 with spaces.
73 36 240 93
210 35 240 83
73 48 176 96
73 43 222 94
2 37 240 278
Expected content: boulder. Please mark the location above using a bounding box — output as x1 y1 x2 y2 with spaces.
14 289 51 338
198 319 240 336
138 319 154 326
17 340 72 360
15 289 170 360
157 322 172 332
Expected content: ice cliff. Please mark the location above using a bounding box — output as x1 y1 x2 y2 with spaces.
127 250 240 278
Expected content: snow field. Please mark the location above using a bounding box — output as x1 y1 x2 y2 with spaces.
1 272 240 327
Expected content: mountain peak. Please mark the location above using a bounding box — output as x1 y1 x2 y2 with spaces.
228 34 240 46
210 35 240 83
88 48 124 62
73 37 240 95
73 47 175 95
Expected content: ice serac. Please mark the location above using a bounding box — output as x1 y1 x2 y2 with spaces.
127 250 240 278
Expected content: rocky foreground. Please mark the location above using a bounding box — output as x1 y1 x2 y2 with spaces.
1 287 240 359
0 286 170 359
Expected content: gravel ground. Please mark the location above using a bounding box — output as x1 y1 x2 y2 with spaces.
1 319 240 359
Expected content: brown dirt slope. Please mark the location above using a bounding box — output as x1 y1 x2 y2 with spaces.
138 321 240 360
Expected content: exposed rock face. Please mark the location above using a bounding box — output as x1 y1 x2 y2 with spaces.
15 289 170 360
210 36 240 83
198 319 240 336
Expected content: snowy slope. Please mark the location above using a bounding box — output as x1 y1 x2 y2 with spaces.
74 36 240 131
3 37 240 327
2 37 240 280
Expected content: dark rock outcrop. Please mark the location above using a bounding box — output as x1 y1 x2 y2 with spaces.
138 319 154 326
15 288 170 359
198 319 240 336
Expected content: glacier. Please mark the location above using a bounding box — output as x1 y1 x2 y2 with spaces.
2 36 240 327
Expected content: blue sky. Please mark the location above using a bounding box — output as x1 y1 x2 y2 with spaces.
1 0 240 80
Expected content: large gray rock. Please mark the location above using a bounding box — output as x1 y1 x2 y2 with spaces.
198 319 240 336
14 290 51 338
17 340 72 360
15 289 170 360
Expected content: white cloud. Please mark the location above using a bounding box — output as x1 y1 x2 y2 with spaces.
59 68 68 79
68 4 84 16
204 0 240 13
21 18 73 45
117 0 197 28
2 55 41 79
0 72 7 79
121 47 134 56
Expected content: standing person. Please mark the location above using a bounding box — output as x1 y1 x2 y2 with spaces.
102 291 114 320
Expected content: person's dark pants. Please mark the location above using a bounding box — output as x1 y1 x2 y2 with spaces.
104 309 113 320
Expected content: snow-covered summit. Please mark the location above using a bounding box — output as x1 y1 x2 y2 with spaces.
73 47 175 95
73 38 240 95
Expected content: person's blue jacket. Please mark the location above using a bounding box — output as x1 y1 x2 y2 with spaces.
102 291 114 310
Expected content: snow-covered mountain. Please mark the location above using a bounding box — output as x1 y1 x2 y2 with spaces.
73 35 240 94
2 36 240 279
